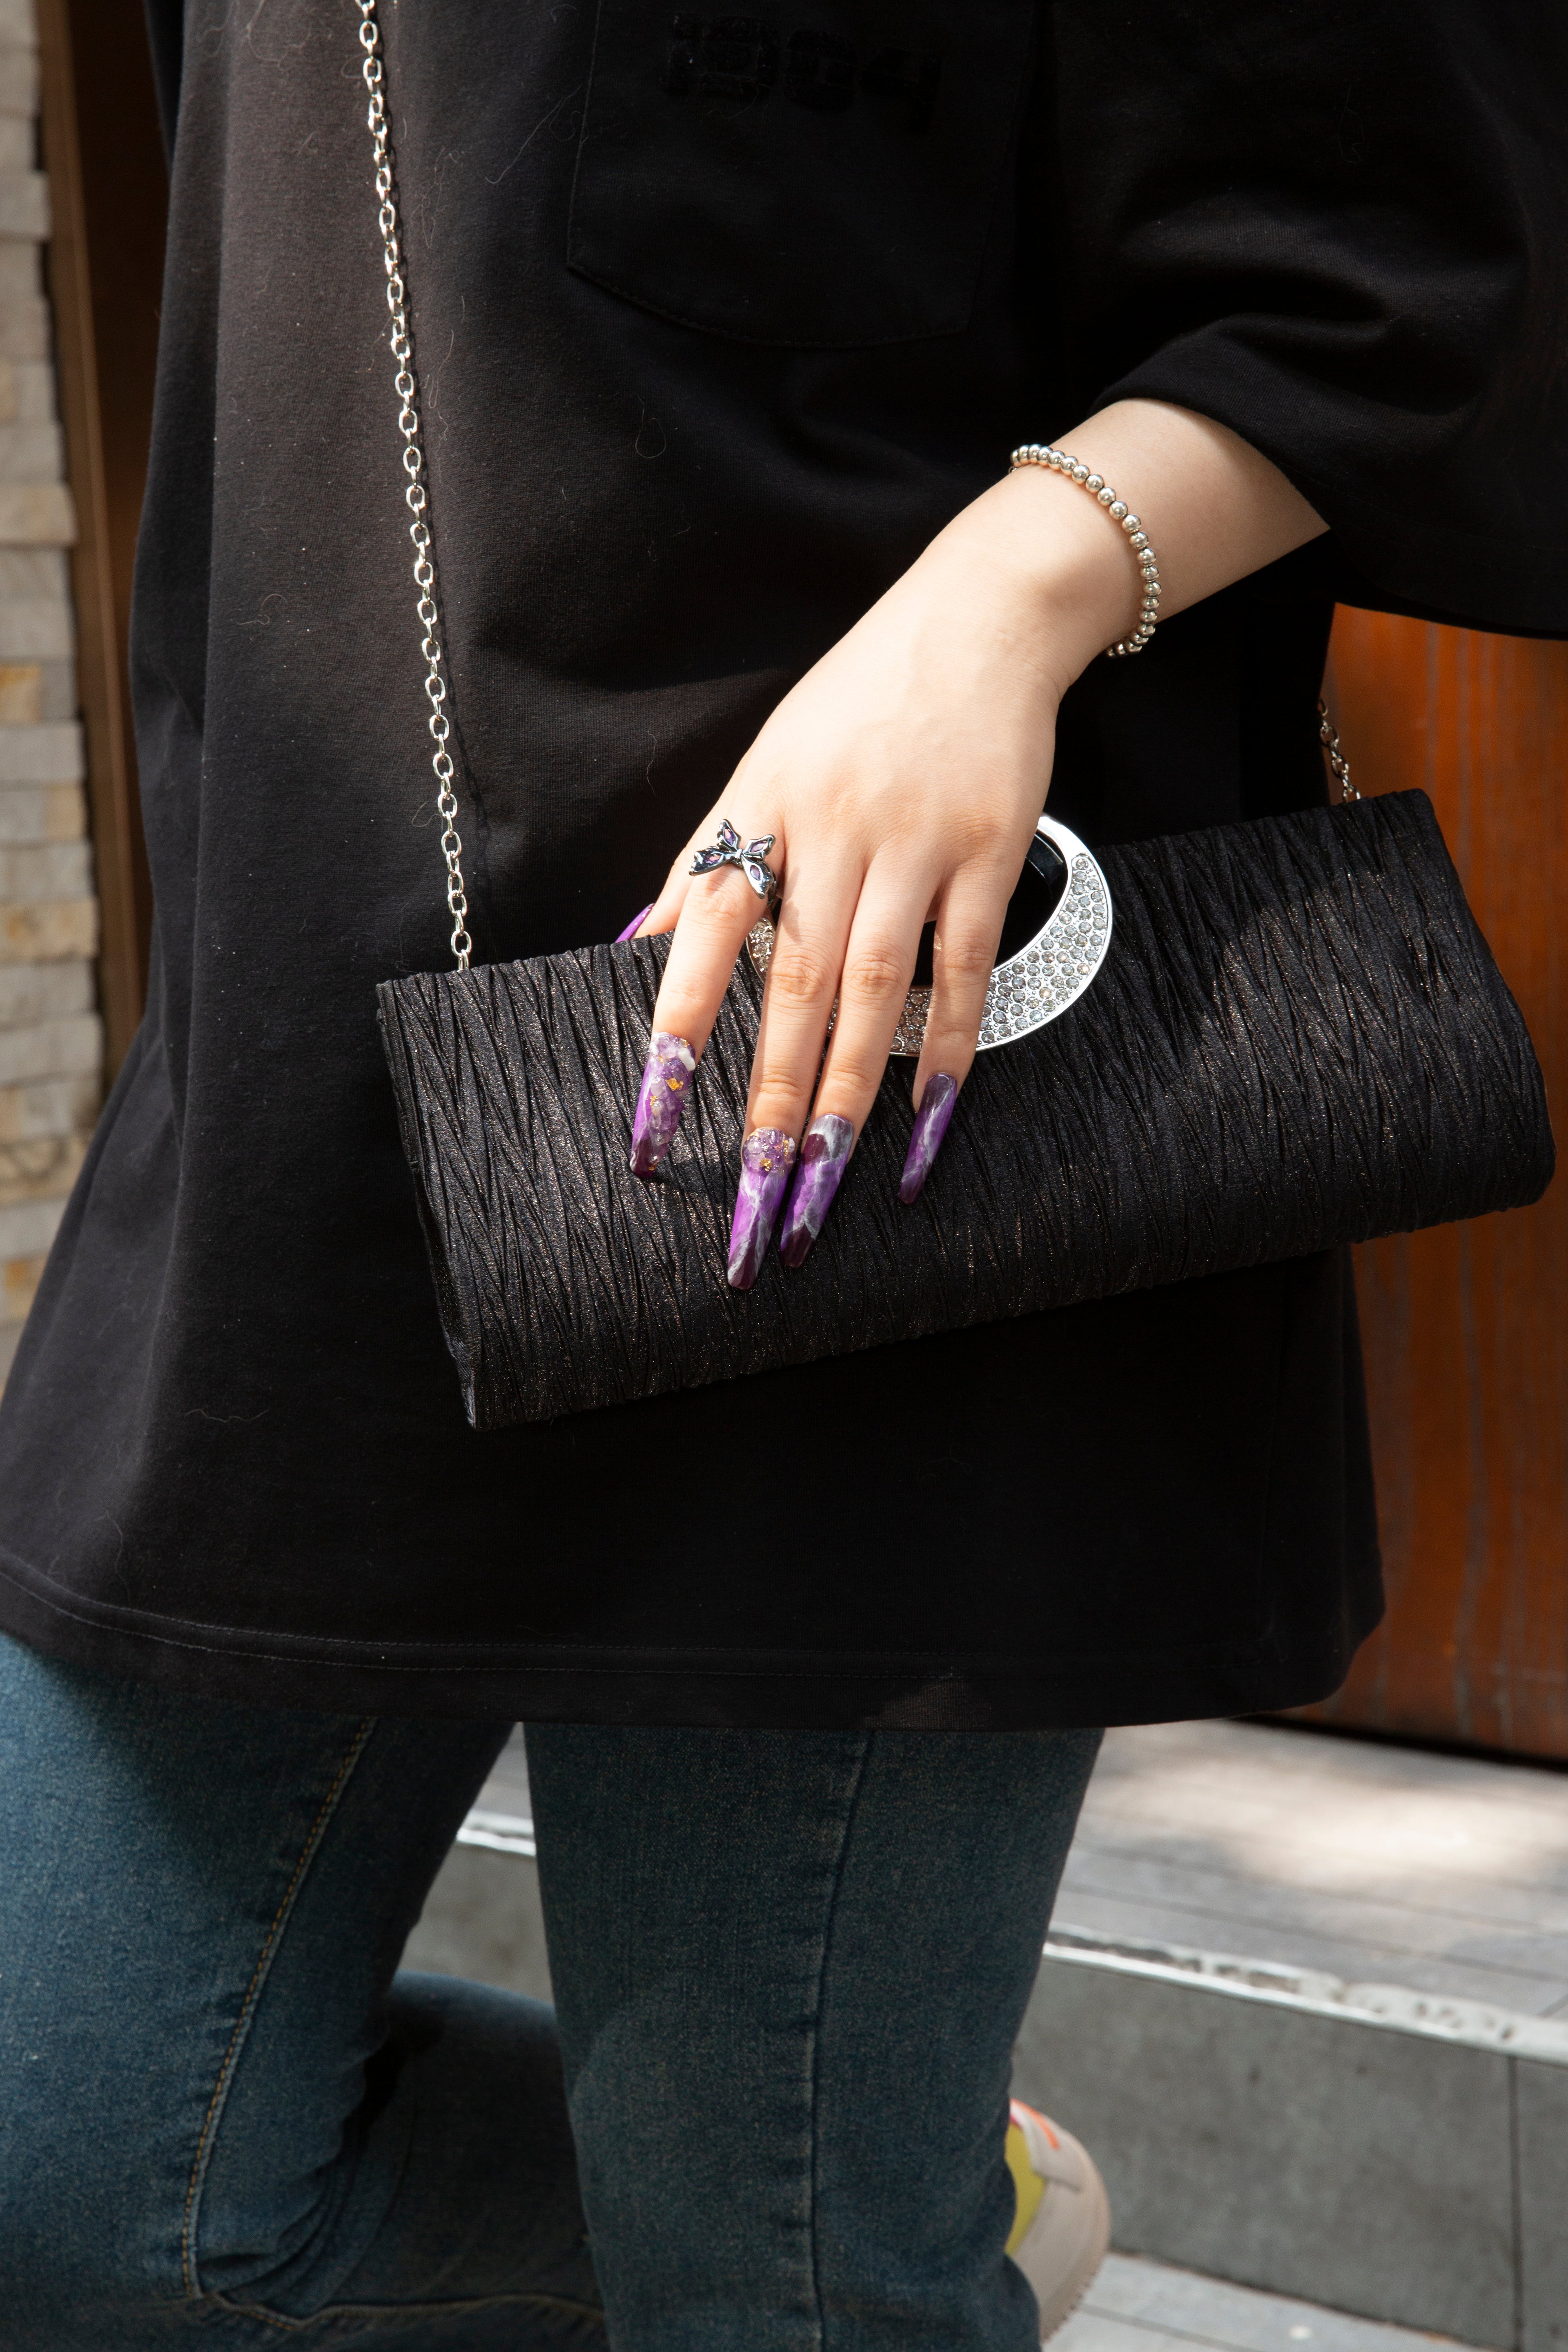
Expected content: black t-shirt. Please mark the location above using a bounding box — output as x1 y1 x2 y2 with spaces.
0 0 1559 1725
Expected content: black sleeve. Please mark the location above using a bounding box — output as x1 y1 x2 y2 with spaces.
141 0 184 164
1045 0 1568 637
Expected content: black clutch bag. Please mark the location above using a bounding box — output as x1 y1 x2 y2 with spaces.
355 7 1553 1434
378 788 1554 1430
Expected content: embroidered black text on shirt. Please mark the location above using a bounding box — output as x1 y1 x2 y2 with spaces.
664 17 942 131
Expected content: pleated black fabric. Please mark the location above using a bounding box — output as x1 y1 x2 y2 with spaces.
381 795 1550 1427
0 0 1561 1725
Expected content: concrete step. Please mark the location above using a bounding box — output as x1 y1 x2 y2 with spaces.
1064 2253 1496 2352
1058 1720 1568 2019
1014 1922 1564 2352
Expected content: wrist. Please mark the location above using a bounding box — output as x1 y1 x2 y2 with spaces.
940 468 1148 700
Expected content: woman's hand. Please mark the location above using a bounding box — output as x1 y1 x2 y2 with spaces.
622 400 1325 1285
628 489 1108 1281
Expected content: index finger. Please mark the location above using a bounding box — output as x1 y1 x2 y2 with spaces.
628 836 780 1179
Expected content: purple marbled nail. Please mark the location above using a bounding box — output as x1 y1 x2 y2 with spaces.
777 1113 854 1268
629 1031 695 1179
898 1072 959 1205
614 903 654 944
727 1127 797 1290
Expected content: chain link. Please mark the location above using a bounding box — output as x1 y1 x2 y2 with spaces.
358 0 472 968
1317 697 1359 804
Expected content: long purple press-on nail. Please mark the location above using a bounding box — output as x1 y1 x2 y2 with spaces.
898 1073 959 1205
728 1128 797 1290
614 903 654 944
629 1032 695 1179
777 1114 854 1267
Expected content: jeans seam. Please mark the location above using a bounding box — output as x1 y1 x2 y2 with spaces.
806 1732 874 2352
180 1718 378 2299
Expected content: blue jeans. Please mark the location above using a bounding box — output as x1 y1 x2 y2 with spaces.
0 1633 1100 2349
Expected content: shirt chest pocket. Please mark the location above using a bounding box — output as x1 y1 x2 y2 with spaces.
567 3 1037 347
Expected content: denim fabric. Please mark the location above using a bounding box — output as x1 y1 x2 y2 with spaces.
0 1633 1100 2348
527 1724 1104 2352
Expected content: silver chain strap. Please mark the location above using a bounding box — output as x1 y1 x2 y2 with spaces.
1317 697 1359 804
358 0 472 968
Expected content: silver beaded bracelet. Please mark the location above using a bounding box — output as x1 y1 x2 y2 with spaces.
1008 443 1161 657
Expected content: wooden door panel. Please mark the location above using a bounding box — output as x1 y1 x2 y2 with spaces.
38 0 164 1074
1296 612 1568 1758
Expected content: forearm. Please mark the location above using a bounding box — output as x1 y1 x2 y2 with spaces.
928 399 1328 704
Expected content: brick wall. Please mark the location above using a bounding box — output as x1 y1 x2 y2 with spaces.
0 0 102 1383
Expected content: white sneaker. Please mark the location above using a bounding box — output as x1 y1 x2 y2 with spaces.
1004 2098 1111 2341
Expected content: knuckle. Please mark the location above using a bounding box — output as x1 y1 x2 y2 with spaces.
684 876 749 936
948 812 998 867
921 1021 978 1062
840 944 911 1003
767 945 837 1008
935 930 997 987
751 1049 812 1102
823 1052 886 1098
949 799 1025 867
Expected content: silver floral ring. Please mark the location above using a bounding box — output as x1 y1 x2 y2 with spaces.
690 819 779 902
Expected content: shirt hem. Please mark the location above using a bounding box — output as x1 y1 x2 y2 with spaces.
0 1542 1379 1731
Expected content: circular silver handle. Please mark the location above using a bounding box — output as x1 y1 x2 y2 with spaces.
743 814 1113 1058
